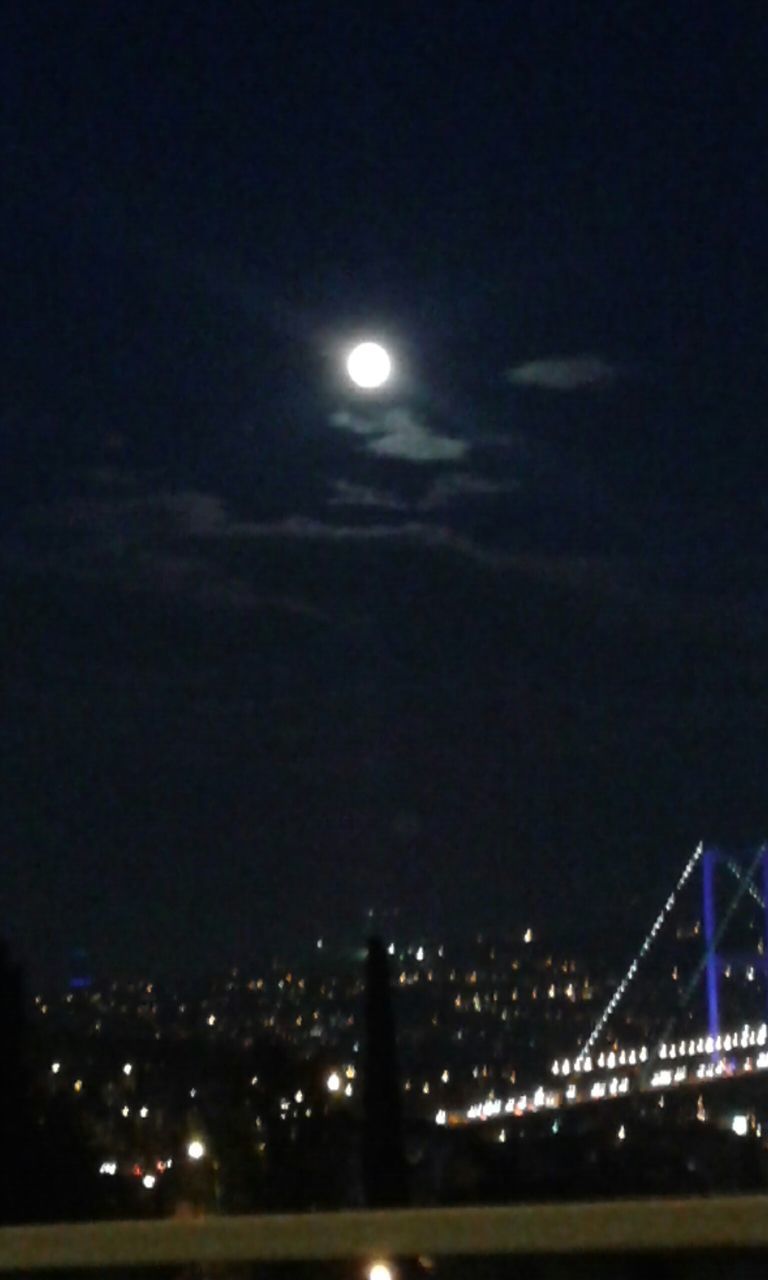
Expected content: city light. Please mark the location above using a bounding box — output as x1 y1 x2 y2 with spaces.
123 1063 132 1076
187 1139 206 1161
142 1174 156 1189
368 1262 394 1280
326 1071 341 1093
51 1062 61 1074
99 1161 117 1176
732 1114 749 1137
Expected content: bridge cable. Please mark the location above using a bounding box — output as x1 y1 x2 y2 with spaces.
576 841 704 1063
639 842 768 1087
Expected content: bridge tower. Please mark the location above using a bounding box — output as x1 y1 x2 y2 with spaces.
701 846 768 1044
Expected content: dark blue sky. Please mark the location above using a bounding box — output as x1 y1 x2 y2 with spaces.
3 2 768 981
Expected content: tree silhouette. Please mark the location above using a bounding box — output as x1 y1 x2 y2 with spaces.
0 942 106 1224
362 937 408 1207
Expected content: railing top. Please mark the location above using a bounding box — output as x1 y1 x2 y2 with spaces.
2 1196 768 1270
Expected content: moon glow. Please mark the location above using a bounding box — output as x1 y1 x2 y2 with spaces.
346 341 392 389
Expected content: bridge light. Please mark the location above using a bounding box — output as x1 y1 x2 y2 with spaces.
369 1262 395 1280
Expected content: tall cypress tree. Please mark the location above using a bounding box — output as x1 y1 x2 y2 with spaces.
362 936 409 1207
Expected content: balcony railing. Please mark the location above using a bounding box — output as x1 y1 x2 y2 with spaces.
1 1196 768 1271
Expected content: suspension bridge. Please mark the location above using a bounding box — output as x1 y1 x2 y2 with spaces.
444 840 768 1126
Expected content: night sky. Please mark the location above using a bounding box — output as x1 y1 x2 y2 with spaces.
3 2 768 983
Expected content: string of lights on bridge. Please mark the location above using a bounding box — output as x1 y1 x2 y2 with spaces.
442 1018 768 1126
576 841 704 1063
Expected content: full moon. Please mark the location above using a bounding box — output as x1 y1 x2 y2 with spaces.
346 341 392 389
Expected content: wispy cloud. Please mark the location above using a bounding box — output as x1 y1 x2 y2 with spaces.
418 471 518 509
330 406 467 463
327 479 408 511
507 355 619 391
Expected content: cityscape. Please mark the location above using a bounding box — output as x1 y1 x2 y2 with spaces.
4 843 768 1221
5 1 768 1268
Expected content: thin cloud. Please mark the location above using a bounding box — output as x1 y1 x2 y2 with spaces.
507 355 619 391
328 479 408 511
330 406 467 463
418 472 518 509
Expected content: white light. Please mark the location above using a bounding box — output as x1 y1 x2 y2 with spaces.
187 1139 206 1161
142 1174 156 1189
207 1014 216 1027
577 842 703 1059
368 1263 394 1280
345 1082 354 1097
294 1090 304 1104
732 1114 749 1137
122 1063 132 1076
346 342 392 390
139 1106 148 1118
121 1105 130 1118
416 946 424 962
316 938 323 949
387 943 395 956
51 1062 61 1075
327 1072 342 1093
435 1110 447 1126
618 1125 626 1141
99 1161 117 1176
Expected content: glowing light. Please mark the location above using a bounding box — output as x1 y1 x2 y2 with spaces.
618 1125 626 1141
732 1114 749 1137
346 342 392 390
187 1139 206 1161
74 1079 83 1093
139 1106 148 1118
327 1072 341 1093
207 1014 216 1027
523 928 533 943
294 1090 304 1104
142 1174 156 1189
435 1110 447 1126
99 1161 117 1176
345 1082 354 1097
416 946 424 962
121 1106 130 1118
122 1063 132 1076
51 1062 61 1074
368 1262 394 1280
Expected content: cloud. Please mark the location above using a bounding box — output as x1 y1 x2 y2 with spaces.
418 472 518 509
330 406 467 463
506 355 619 391
327 480 408 511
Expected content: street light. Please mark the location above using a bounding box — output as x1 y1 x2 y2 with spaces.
187 1138 206 1161
369 1263 394 1280
326 1071 341 1094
